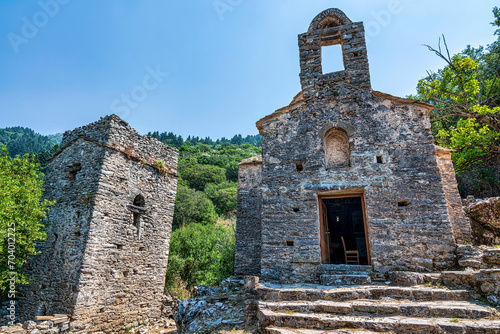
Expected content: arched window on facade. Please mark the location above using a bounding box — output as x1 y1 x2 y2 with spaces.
324 128 350 168
133 194 145 207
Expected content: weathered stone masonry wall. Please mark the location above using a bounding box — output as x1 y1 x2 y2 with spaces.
258 90 457 283
435 148 473 244
19 115 178 332
235 156 262 277
19 137 105 319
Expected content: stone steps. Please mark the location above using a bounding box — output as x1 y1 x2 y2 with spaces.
266 327 391 334
318 265 373 286
257 284 471 302
318 264 374 274
259 309 500 333
254 283 500 333
260 300 494 319
320 274 371 286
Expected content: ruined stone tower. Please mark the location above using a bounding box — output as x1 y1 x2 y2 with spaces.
235 9 472 283
19 115 178 332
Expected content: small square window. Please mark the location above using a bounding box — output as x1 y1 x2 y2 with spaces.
398 200 411 207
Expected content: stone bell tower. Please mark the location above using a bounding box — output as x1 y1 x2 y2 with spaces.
19 115 178 332
299 8 371 101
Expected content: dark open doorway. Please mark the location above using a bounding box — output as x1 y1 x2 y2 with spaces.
319 195 370 265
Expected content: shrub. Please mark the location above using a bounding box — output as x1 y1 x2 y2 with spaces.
173 185 217 229
165 223 235 297
204 182 238 216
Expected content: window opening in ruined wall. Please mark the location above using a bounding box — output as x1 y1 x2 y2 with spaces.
67 162 82 186
324 128 350 168
132 195 145 240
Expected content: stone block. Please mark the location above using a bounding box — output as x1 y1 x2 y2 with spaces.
441 271 476 289
391 271 425 286
320 274 371 286
484 249 500 265
244 276 260 290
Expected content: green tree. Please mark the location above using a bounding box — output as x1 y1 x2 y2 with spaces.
172 185 217 229
160 134 260 296
0 147 53 298
180 163 226 191
415 8 500 171
165 223 235 297
36 144 60 171
205 181 238 216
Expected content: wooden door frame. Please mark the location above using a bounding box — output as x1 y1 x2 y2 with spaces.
317 192 371 265
319 200 330 264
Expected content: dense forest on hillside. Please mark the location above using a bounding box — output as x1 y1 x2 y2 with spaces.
0 127 60 169
147 131 261 148
149 132 262 297
0 127 57 156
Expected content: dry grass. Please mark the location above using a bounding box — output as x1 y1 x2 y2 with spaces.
217 216 236 228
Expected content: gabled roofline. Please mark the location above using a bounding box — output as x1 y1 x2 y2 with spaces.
256 92 304 132
371 91 434 114
256 90 435 133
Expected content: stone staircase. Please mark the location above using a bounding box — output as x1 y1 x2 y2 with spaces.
255 283 500 333
318 264 373 286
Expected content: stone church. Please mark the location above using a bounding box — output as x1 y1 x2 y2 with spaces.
235 8 472 284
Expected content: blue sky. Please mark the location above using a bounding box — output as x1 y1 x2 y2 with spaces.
0 1 498 138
